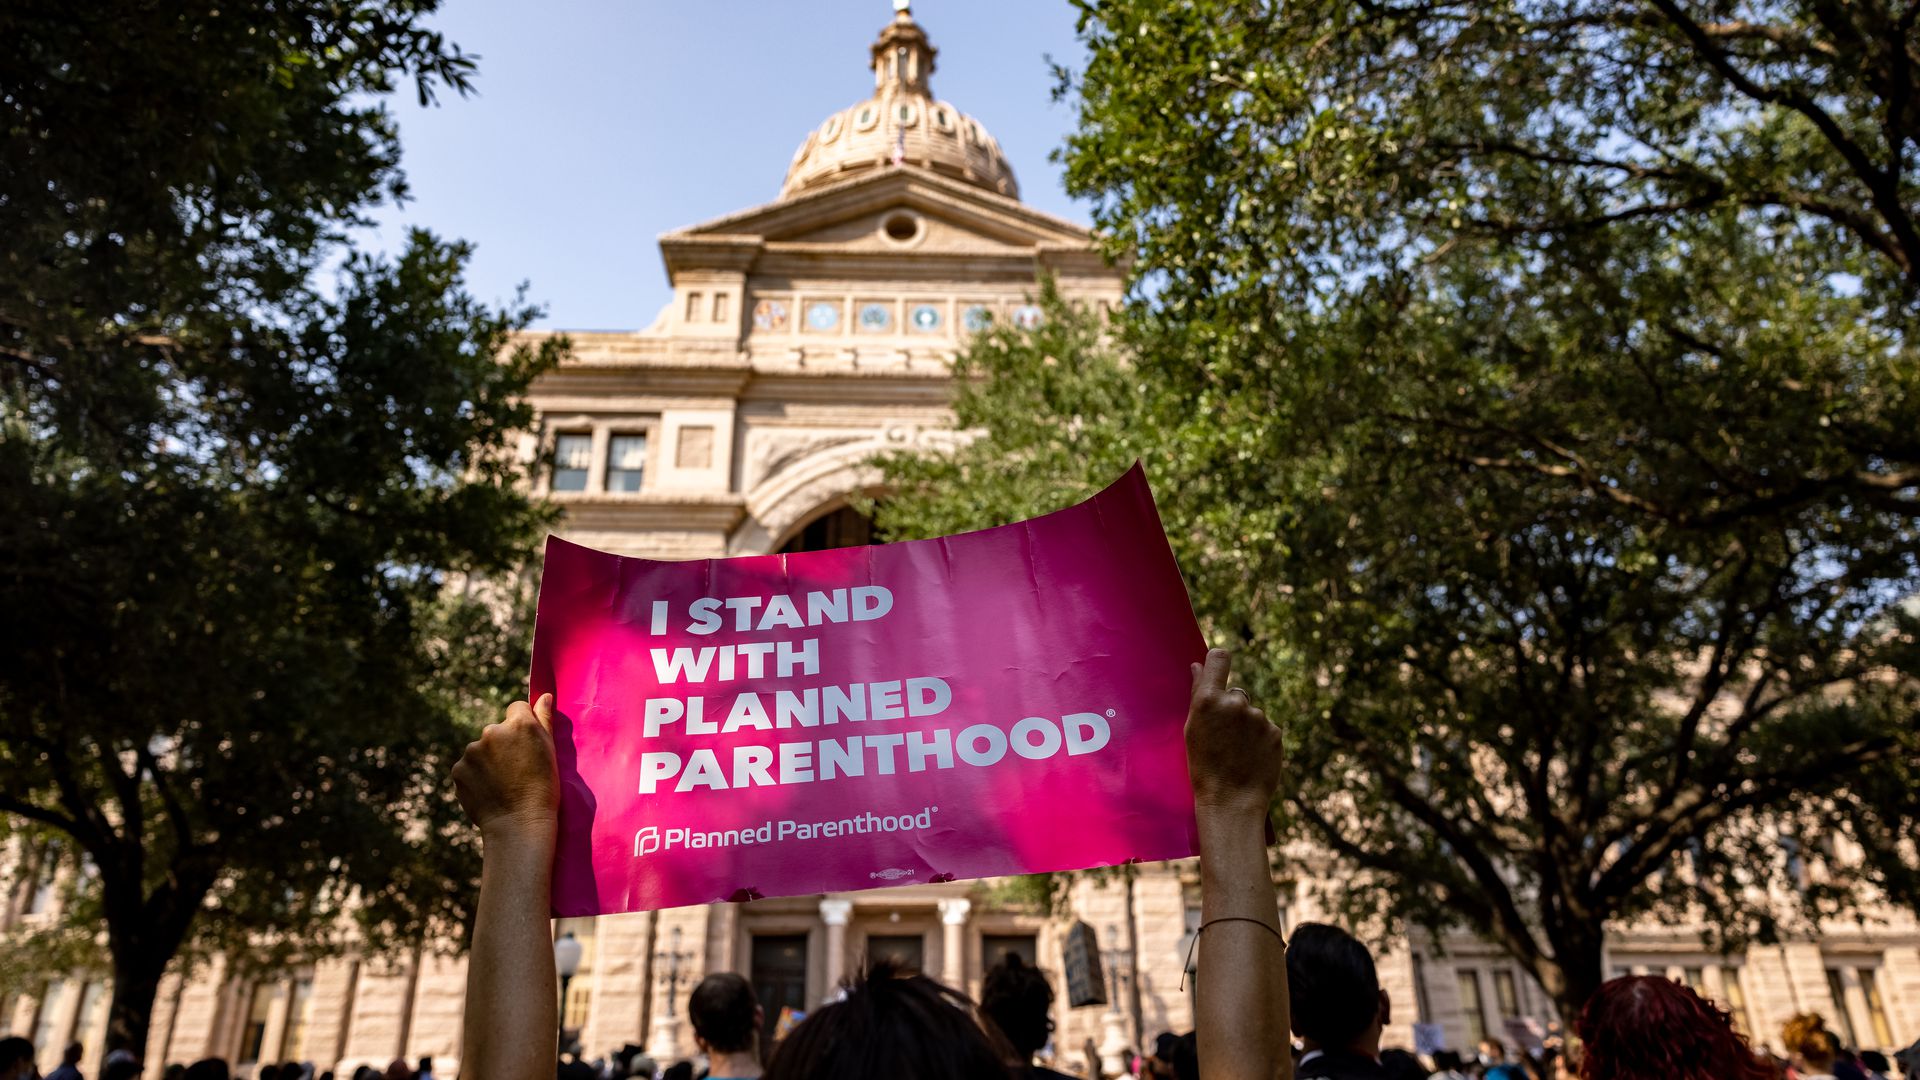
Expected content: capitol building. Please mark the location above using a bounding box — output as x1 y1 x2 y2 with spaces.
6 4 1920 1077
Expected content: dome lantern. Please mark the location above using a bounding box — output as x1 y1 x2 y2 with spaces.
872 2 936 96
780 3 1018 200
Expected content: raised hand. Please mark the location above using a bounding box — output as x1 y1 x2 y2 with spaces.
453 693 560 839
1185 647 1293 1080
1185 648 1285 815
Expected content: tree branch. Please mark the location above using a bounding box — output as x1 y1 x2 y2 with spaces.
1645 0 1920 282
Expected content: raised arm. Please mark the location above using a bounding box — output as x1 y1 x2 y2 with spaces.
1186 649 1291 1080
452 693 562 1080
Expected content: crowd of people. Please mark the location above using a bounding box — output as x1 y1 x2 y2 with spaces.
449 649 1920 1080
0 1048 446 1080
6 650 1917 1080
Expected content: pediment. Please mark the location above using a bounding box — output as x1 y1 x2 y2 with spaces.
661 167 1094 267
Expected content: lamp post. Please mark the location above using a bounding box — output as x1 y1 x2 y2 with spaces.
647 925 696 1060
1098 923 1136 1076
554 931 584 1053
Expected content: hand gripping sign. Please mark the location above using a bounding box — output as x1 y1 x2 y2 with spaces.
531 464 1206 915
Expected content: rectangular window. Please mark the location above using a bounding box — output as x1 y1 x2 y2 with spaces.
26 845 59 914
751 935 809 1048
712 293 730 322
685 291 703 321
563 985 592 1032
1825 968 1860 1048
280 977 314 1061
551 433 591 492
866 934 925 973
241 981 274 1063
1456 969 1488 1044
1493 969 1521 1020
605 434 646 492
981 934 1038 972
1719 966 1752 1034
1859 968 1894 1048
31 981 63 1053
71 980 106 1056
1682 967 1706 995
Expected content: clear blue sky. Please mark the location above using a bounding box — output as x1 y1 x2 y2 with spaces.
364 1 1093 330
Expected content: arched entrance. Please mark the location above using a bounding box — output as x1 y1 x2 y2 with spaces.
776 504 875 553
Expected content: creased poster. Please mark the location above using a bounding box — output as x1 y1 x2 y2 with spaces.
530 463 1204 916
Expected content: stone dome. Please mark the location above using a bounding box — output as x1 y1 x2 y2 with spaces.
780 4 1018 200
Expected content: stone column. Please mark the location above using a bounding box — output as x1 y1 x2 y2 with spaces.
938 899 972 990
820 899 853 994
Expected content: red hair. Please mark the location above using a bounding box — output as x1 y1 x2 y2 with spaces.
1577 975 1774 1080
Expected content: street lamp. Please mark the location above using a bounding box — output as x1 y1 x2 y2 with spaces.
1104 924 1135 1014
1097 924 1139 1076
656 925 694 1018
554 930 584 1047
647 924 697 1060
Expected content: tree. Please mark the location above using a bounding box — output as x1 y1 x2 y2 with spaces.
0 0 562 1053
880 0 1920 1020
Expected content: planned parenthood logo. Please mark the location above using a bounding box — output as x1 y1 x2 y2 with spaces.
634 806 939 859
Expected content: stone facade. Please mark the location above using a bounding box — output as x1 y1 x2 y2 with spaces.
4 4 1918 1077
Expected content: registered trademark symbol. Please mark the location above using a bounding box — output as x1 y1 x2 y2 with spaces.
1106 709 1117 717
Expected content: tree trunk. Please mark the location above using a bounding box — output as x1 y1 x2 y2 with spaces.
101 864 211 1058
106 952 167 1058
1540 926 1608 1027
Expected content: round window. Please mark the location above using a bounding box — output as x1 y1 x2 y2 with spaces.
910 304 942 332
806 302 840 331
963 305 993 332
1012 305 1044 330
883 213 921 242
752 299 789 331
855 105 878 131
859 303 893 331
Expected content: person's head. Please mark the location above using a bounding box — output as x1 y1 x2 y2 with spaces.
257 1066 277 1080
659 1064 692 1080
1863 1052 1891 1075
1379 1048 1425 1080
765 960 1012 1080
350 1068 374 1080
1783 1013 1842 1073
164 1065 186 1080
978 952 1056 1062
102 1054 141 1080
688 972 761 1057
415 1060 431 1077
1432 1049 1464 1071
1167 1033 1198 1080
1577 975 1773 1080
382 1060 409 1080
1285 922 1387 1055
62 1046 83 1068
183 1060 229 1080
1480 1037 1508 1064
0 1037 36 1080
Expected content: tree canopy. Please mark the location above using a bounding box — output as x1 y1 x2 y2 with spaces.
0 0 558 1052
880 0 1920 1018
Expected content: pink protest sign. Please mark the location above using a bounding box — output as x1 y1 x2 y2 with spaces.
531 464 1205 915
